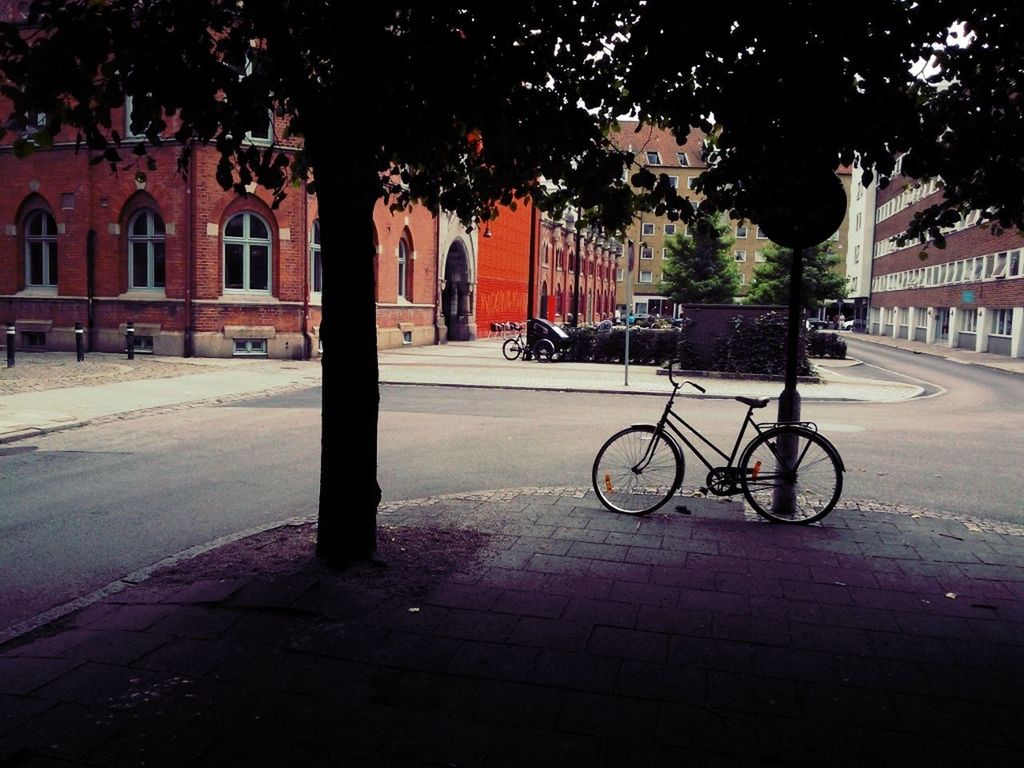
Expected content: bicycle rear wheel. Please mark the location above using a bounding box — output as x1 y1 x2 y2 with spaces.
502 338 522 360
592 426 683 515
739 425 843 524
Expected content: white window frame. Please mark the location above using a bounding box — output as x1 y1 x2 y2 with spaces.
961 309 978 333
734 250 747 262
755 226 768 240
736 224 749 239
233 338 268 357
639 270 654 284
991 308 1013 336
124 94 144 140
223 212 272 294
131 335 155 354
645 151 661 165
677 152 689 166
641 223 655 236
664 223 677 236
24 209 58 287
754 250 765 263
241 53 274 145
310 219 322 295
397 238 410 299
640 246 654 260
127 209 166 290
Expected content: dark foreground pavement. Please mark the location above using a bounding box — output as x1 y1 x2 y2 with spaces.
1 488 1021 767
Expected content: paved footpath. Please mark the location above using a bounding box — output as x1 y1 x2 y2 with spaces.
0 339 1021 766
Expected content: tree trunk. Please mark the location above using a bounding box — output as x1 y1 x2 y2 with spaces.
312 151 381 562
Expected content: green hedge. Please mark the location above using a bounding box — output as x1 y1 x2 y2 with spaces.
711 311 812 376
566 324 698 367
563 311 836 374
807 330 847 359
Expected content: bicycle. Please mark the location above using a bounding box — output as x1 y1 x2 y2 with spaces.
591 362 844 523
502 332 531 360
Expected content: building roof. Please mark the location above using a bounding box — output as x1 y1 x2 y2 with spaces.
609 121 707 169
610 120 855 178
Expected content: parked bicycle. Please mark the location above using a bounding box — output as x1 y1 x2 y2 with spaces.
502 318 571 362
592 362 844 523
502 332 532 360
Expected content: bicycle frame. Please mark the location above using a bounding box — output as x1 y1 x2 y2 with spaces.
632 383 766 476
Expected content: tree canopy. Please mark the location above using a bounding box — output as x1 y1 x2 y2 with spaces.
3 1 1023 560
659 216 741 304
744 243 848 310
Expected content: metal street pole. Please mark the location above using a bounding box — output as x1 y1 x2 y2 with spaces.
572 208 582 328
778 245 804 424
772 245 804 514
624 225 638 386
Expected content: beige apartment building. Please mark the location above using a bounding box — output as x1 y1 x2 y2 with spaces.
609 122 851 320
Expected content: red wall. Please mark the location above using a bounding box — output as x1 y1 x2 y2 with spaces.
476 203 534 335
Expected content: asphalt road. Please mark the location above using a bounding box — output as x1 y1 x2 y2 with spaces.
1 341 1021 635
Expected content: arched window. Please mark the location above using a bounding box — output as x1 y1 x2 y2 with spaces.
24 209 57 287
397 237 410 299
128 209 166 289
224 212 271 293
310 219 322 294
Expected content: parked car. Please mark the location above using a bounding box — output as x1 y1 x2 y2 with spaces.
805 318 829 331
840 318 855 331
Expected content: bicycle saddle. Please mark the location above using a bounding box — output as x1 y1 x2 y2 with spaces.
735 396 769 409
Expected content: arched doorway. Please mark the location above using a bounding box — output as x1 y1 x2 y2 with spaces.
442 240 475 341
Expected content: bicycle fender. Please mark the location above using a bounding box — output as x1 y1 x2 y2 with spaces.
629 424 681 451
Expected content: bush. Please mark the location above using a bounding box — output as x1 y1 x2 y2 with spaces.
565 325 696 366
806 330 847 359
712 311 812 376
563 315 816 376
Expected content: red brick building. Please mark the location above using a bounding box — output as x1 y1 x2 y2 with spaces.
0 111 446 358
535 210 620 326
865 160 1024 358
477 201 621 334
475 204 535 337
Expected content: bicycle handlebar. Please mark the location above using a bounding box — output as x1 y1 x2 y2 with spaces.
666 360 706 393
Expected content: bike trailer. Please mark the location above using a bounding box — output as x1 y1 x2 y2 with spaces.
527 318 572 358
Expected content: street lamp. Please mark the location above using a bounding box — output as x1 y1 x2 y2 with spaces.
564 208 582 327
608 237 621 321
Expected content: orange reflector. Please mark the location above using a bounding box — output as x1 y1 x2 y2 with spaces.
752 460 762 480
604 472 613 492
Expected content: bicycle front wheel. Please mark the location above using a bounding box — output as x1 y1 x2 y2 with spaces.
739 426 843 524
592 426 683 515
502 338 522 360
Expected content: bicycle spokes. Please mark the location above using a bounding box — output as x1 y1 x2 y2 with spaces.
740 426 842 524
592 426 683 515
